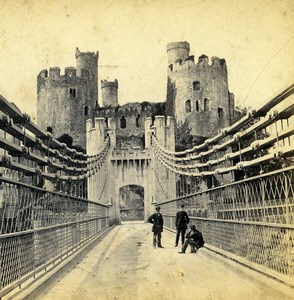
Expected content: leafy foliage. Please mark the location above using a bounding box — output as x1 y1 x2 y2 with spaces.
175 120 206 152
57 133 73 147
57 133 86 153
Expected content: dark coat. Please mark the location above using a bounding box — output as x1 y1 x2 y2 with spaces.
148 212 164 233
175 210 190 229
186 229 205 248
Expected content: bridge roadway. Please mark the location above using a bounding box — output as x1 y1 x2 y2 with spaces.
26 223 292 300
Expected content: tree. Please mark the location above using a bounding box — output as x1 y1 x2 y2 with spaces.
175 120 206 152
57 133 73 148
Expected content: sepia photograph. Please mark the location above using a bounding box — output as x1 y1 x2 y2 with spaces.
0 0 293 299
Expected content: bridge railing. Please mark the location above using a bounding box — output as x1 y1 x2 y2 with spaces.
161 168 294 286
0 177 109 296
154 84 294 285
163 214 293 283
0 95 110 296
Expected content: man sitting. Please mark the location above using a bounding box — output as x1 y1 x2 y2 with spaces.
178 224 204 254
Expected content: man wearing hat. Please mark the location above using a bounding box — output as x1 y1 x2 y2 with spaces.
174 204 190 247
148 206 164 248
178 224 204 254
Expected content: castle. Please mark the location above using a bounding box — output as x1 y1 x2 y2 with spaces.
37 41 235 149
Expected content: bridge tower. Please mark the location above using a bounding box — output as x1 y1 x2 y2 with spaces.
86 115 176 224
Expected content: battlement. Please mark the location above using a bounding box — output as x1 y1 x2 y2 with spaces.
198 54 209 64
101 79 118 89
38 67 90 81
49 67 61 78
169 54 227 73
38 69 48 78
75 47 99 60
211 57 227 68
145 116 175 150
65 67 76 77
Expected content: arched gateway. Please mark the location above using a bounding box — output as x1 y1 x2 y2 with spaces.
86 116 176 224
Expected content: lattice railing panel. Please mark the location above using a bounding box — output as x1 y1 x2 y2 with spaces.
0 234 34 289
162 215 294 277
0 178 109 295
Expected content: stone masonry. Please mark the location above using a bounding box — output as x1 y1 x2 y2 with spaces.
166 41 235 137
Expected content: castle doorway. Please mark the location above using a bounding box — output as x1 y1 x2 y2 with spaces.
119 185 144 221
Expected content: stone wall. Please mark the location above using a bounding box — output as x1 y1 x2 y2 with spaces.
37 48 98 148
166 41 235 137
97 102 165 149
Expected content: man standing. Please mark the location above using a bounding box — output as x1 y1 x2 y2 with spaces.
178 224 205 254
174 204 189 247
148 206 164 248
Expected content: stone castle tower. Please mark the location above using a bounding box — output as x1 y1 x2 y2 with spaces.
37 48 99 148
101 79 118 107
166 41 235 137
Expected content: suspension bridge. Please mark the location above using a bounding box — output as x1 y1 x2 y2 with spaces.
0 84 293 299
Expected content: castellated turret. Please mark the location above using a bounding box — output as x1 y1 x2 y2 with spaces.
75 48 99 108
101 79 118 107
37 49 99 148
166 41 235 138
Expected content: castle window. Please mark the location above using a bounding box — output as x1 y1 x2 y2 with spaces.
204 98 209 111
193 81 200 91
84 106 89 116
105 117 108 127
169 64 173 71
120 116 126 129
185 100 191 113
196 100 199 112
218 107 224 119
136 114 140 127
69 88 76 98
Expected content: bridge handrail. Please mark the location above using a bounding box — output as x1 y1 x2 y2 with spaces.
153 137 293 177
0 176 109 207
156 164 294 204
162 213 294 229
0 95 110 166
153 100 294 162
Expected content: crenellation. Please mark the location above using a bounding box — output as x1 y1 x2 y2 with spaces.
75 47 99 60
186 55 194 62
165 116 174 127
211 57 227 68
198 54 209 65
65 67 76 78
101 79 118 89
49 67 61 79
39 67 92 84
166 41 234 137
38 69 48 78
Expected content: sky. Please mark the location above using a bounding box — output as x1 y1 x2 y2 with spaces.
0 0 293 121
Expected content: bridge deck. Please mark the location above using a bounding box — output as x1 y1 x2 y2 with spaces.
27 223 292 300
